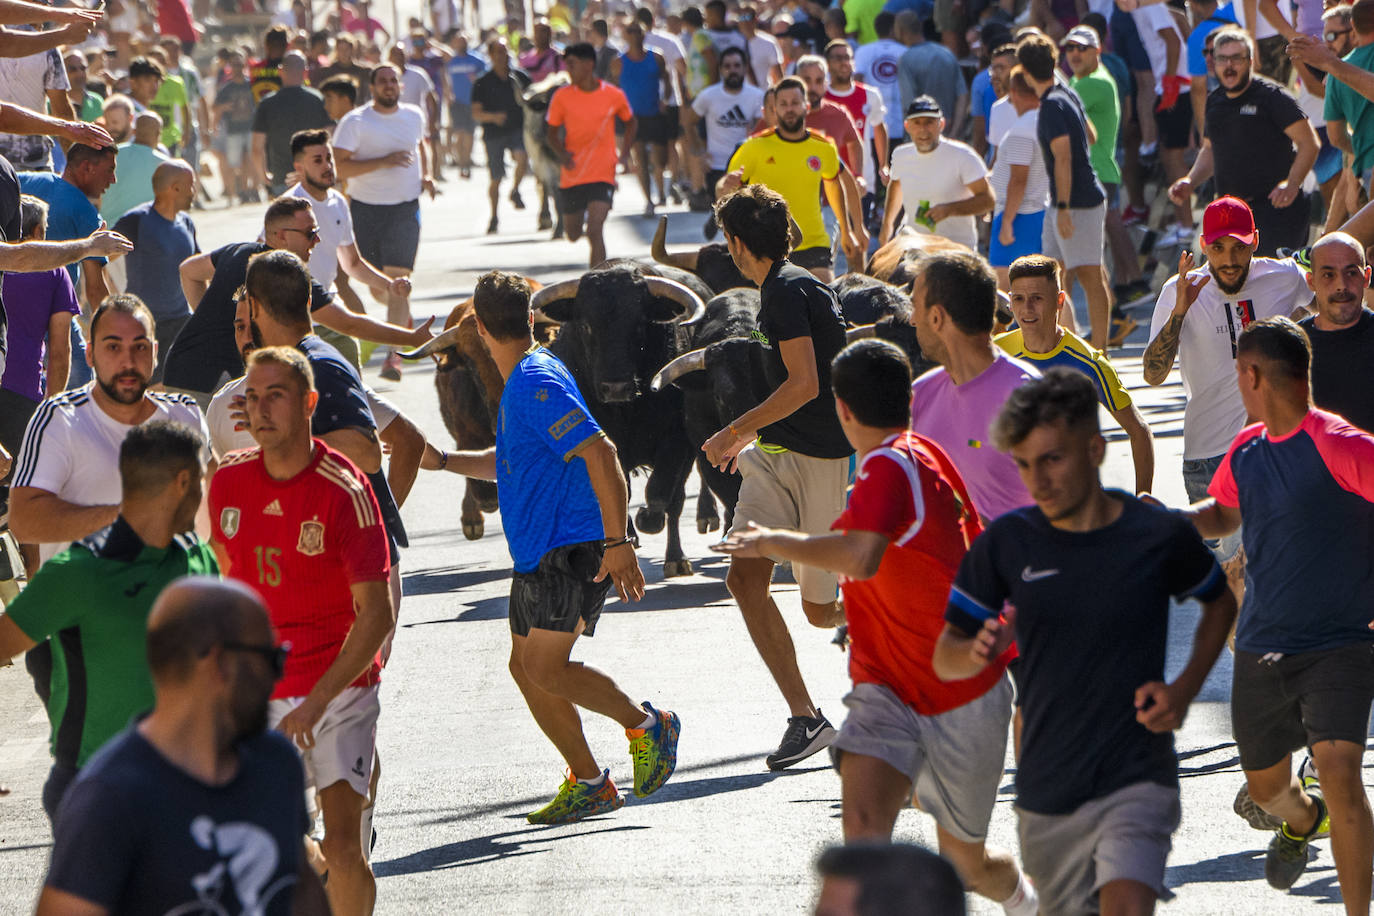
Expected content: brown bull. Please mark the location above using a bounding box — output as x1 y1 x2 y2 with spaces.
864 227 970 291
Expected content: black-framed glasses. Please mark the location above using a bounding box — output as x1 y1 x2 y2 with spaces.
1326 28 1352 42
282 226 321 241
1213 52 1250 65
222 640 291 679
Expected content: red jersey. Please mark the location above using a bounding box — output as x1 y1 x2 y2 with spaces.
833 431 1013 715
210 440 390 699
825 81 878 139
805 100 861 176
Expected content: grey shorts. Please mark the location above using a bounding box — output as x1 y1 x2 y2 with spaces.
1042 201 1107 270
729 443 851 604
830 678 1014 843
1182 454 1242 562
1018 781 1182 915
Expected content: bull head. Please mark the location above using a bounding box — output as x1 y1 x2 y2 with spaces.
531 275 707 326
653 323 877 392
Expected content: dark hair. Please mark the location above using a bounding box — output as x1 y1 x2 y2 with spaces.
874 11 896 36
719 45 748 67
682 6 704 27
919 252 999 334
265 24 290 47
90 292 155 339
1237 316 1311 382
706 0 726 13
67 141 116 168
473 270 533 341
714 184 791 262
369 63 398 85
992 367 1101 450
1081 11 1109 42
592 18 609 37
246 249 311 327
824 38 851 57
832 340 912 428
1008 254 1060 290
119 419 203 497
310 28 331 46
264 194 311 230
1016 34 1058 82
290 128 331 160
146 577 266 684
320 74 358 103
563 41 596 61
1354 0 1374 33
774 74 806 101
816 844 966 916
636 6 654 25
128 56 164 80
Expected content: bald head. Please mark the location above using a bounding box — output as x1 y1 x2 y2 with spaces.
153 160 194 193
133 111 163 146
1307 230 1371 328
1311 231 1367 269
145 577 272 686
281 50 308 86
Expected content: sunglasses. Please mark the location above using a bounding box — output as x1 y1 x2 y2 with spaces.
1326 28 1352 42
222 640 291 679
282 226 321 241
1062 43 1090 52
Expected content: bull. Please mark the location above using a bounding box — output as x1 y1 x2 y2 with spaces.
522 72 570 239
649 216 753 294
864 226 970 291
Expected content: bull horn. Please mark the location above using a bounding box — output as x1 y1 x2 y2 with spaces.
846 323 878 343
399 323 465 360
644 276 707 325
788 215 803 250
651 347 708 391
651 216 700 272
530 277 582 317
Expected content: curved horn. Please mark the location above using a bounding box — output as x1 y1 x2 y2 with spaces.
530 277 582 317
846 323 879 343
644 276 707 326
399 323 465 360
651 215 700 272
651 347 708 391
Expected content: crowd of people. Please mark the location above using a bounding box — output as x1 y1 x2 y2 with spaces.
0 0 1371 913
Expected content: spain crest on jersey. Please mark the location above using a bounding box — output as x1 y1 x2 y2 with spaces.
297 519 325 556
220 507 240 539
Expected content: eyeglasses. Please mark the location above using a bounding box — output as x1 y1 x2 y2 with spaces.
222 640 291 679
1326 28 1352 42
1213 52 1250 65
282 226 321 241
1062 43 1089 52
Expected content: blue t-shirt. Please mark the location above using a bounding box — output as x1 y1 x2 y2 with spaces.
971 67 996 124
1187 3 1237 77
1037 84 1106 209
113 203 200 321
945 493 1224 815
496 347 606 573
447 52 486 105
45 727 308 915
18 171 104 287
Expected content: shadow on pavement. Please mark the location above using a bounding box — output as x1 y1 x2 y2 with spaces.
403 565 513 597
374 823 649 876
1165 848 1268 887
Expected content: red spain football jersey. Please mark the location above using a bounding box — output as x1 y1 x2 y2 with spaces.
209 440 391 699
833 431 1014 715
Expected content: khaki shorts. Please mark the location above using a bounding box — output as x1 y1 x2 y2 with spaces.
269 684 380 801
729 442 851 604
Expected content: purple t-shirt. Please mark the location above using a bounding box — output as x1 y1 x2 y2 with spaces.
910 352 1040 521
0 267 79 402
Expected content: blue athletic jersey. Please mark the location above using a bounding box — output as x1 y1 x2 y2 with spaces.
496 348 606 572
446 52 485 105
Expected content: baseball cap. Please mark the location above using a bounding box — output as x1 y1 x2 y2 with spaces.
1202 196 1258 246
1061 25 1101 48
905 95 942 119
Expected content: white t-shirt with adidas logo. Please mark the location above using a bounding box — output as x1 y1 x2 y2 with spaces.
692 82 767 170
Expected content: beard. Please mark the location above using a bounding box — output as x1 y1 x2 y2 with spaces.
97 370 149 404
305 170 335 192
724 73 744 89
1210 261 1250 295
779 112 806 134
375 90 399 109
249 320 265 351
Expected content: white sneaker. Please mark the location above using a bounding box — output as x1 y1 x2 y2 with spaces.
1154 224 1194 249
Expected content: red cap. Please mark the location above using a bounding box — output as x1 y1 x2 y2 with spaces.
1202 196 1258 246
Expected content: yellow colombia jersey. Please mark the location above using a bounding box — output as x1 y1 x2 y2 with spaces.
995 328 1132 413
727 128 841 253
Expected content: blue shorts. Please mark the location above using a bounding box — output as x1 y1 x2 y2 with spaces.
989 210 1045 268
1315 134 1343 185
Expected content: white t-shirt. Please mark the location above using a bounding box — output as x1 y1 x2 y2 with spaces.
826 82 888 186
645 30 685 106
0 49 68 168
399 64 435 110
332 103 428 205
11 386 211 565
1132 4 1190 94
988 95 1016 147
207 376 398 460
1233 0 1282 41
888 137 988 250
692 82 766 170
287 183 355 292
745 32 783 89
1148 257 1311 459
854 38 905 137
990 109 1050 215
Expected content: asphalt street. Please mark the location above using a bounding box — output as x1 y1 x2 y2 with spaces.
0 163 1365 915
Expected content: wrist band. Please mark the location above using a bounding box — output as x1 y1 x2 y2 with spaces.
437 451 449 471
602 536 635 549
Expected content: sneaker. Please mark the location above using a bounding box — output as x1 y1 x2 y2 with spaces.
627 701 680 798
1265 796 1326 890
643 202 656 219
486 217 499 235
1122 205 1149 227
703 213 719 241
765 711 836 770
380 352 403 381
510 189 526 210
1298 757 1330 838
526 770 625 825
832 624 849 650
1113 279 1155 309
1279 246 1312 270
1153 224 1194 249
1235 784 1286 831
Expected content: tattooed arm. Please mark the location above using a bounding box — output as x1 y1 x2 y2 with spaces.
1144 251 1212 387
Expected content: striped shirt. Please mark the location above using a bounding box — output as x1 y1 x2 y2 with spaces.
995 327 1133 413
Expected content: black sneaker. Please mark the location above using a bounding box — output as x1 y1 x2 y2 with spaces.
1265 795 1326 890
765 711 836 770
1234 784 1285 831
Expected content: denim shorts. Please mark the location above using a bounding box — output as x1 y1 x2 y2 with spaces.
1181 454 1242 562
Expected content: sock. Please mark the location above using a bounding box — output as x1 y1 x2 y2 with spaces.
635 710 657 731
1001 871 1038 916
578 769 607 788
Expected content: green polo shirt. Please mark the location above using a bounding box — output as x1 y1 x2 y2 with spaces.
1325 43 1374 175
1070 65 1122 186
150 74 189 148
5 517 219 768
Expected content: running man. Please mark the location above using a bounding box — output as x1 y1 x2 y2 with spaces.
546 42 637 267
428 270 679 824
210 346 393 916
935 368 1237 915
715 339 1038 916
611 21 672 217
470 39 530 235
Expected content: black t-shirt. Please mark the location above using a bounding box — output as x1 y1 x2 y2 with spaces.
162 242 333 395
298 334 408 550
756 259 852 458
1299 309 1374 432
1205 75 1306 203
311 61 372 104
1037 84 1105 209
216 79 257 132
0 154 19 377
945 493 1226 815
251 87 332 185
45 727 308 915
470 68 530 137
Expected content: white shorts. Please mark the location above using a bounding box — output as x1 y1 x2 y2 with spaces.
269 684 380 801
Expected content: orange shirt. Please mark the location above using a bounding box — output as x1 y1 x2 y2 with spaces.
546 80 633 188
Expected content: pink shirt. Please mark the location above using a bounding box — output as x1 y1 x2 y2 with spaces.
910 352 1040 521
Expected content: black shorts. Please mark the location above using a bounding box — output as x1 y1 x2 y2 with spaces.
558 181 615 214
636 113 672 147
449 100 475 132
664 105 682 139
350 198 421 271
792 245 834 270
1232 642 1374 772
0 386 39 458
484 129 525 181
1156 94 1193 150
508 540 611 637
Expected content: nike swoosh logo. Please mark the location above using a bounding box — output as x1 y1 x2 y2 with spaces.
1021 566 1059 582
804 722 828 740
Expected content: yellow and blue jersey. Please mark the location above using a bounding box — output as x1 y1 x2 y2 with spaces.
995 328 1132 413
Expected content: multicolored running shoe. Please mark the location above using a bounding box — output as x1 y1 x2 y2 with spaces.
627 701 680 798
526 770 625 825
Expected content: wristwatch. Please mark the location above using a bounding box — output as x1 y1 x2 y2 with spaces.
1056 201 1070 210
